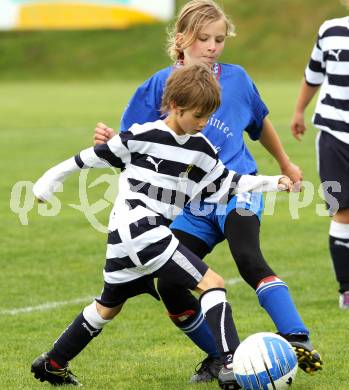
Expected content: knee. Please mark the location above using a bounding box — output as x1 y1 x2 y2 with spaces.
333 208 349 224
199 269 225 291
213 273 225 289
95 301 123 320
233 249 274 289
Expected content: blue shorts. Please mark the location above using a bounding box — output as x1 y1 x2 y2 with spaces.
171 192 264 251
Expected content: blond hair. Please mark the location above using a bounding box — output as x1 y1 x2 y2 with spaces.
161 63 221 117
167 0 235 62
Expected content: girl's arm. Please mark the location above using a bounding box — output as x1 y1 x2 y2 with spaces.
258 117 303 183
94 74 165 144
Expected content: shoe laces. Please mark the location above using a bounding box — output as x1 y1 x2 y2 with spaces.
194 356 218 374
45 362 72 379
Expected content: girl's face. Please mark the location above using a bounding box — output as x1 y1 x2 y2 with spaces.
181 18 227 66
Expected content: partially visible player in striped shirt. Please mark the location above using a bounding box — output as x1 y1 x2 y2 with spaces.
290 4 349 309
31 64 291 388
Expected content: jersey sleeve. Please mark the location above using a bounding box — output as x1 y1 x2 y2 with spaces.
304 25 325 86
120 74 166 131
76 131 132 169
194 159 282 204
33 132 133 201
244 81 269 141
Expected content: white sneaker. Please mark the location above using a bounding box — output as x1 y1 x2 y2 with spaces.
339 291 349 309
218 365 241 389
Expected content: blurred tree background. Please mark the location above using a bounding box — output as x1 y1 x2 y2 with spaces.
0 0 347 81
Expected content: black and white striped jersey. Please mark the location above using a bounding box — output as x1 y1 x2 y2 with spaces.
33 120 282 283
305 16 349 143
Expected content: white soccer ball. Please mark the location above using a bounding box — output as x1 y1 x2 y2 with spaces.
233 332 298 390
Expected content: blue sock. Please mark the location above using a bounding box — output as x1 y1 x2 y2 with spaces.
177 310 219 358
256 277 309 337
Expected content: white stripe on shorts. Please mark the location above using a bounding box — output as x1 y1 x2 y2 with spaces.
171 249 203 283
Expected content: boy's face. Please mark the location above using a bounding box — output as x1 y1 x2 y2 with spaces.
171 107 210 135
182 18 226 66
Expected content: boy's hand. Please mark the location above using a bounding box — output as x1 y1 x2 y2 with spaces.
277 176 293 192
94 122 116 145
33 176 61 202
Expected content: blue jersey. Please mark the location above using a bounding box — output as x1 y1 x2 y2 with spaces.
120 63 269 175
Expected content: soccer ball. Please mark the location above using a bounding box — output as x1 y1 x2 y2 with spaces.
233 332 298 389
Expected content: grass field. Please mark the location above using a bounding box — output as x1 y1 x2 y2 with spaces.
1 1 347 82
0 79 348 389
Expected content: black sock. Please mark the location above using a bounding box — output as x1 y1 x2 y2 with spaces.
329 235 349 293
48 312 102 366
200 289 240 362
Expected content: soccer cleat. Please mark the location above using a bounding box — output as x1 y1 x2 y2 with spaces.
189 356 222 383
339 291 349 309
218 365 241 390
280 334 323 374
31 353 81 386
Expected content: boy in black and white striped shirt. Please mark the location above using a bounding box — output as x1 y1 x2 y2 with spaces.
291 4 349 309
32 64 291 388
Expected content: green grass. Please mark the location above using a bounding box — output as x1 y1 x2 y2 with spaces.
0 0 347 81
1 79 348 389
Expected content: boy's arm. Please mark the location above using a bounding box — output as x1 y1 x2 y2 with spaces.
290 26 323 141
196 160 291 204
290 79 320 141
34 133 130 201
33 157 82 201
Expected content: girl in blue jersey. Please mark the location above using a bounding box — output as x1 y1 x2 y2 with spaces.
94 0 322 381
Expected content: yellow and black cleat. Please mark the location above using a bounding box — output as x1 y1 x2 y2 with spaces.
278 333 323 374
291 342 323 374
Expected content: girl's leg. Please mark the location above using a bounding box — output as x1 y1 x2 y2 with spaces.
225 209 322 373
225 209 308 335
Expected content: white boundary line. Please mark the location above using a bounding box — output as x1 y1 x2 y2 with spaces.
225 272 293 287
0 273 293 317
0 296 95 316
226 277 243 286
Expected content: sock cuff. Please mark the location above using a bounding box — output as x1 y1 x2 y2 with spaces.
256 276 287 296
179 311 205 333
330 221 349 239
83 302 111 330
200 288 227 316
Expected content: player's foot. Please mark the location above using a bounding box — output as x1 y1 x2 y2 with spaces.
31 353 81 386
280 334 323 374
189 356 222 383
339 291 349 309
218 365 241 390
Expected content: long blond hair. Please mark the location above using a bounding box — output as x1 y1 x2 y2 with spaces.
167 0 235 62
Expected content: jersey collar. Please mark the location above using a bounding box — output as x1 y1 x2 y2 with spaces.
175 60 222 80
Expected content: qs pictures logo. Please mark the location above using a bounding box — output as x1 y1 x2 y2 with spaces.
10 167 120 233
